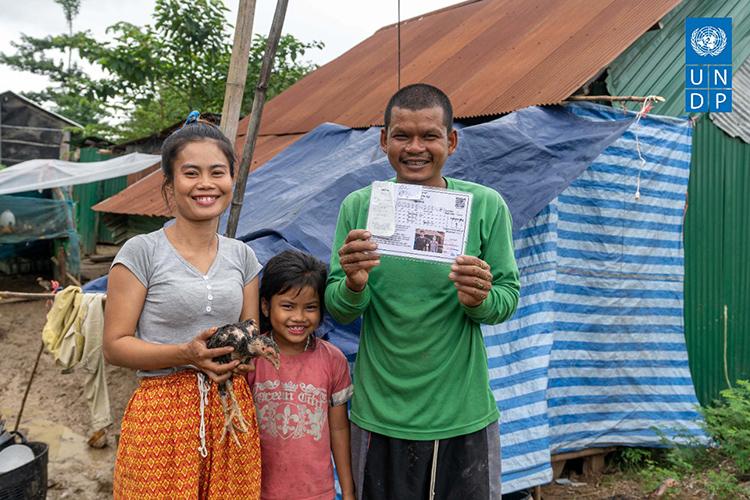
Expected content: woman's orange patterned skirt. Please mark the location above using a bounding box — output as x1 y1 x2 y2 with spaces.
113 371 261 499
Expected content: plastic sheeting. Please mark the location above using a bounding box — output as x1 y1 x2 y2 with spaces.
0 195 74 243
0 153 160 195
0 194 80 273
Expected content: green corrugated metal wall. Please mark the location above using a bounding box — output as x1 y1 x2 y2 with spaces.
607 0 750 117
73 147 126 254
684 119 750 405
97 176 127 243
607 0 750 404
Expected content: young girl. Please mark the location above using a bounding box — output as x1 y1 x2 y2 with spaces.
104 115 263 499
248 250 355 500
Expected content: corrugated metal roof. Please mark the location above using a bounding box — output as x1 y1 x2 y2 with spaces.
257 0 681 134
606 0 750 117
710 57 750 143
95 0 682 217
1 90 83 128
92 133 301 216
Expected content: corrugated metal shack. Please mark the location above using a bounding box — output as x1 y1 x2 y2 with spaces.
0 90 81 167
606 0 750 405
0 91 82 276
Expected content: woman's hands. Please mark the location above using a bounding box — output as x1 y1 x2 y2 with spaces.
183 327 239 383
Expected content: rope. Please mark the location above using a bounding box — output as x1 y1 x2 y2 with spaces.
428 439 439 500
723 304 733 389
197 372 210 458
630 95 659 201
397 0 401 90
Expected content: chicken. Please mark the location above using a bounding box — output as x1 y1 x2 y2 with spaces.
206 319 280 444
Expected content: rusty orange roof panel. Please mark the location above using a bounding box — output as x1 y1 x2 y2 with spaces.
257 0 680 134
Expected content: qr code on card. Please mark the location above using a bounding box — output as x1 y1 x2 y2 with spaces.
455 197 466 209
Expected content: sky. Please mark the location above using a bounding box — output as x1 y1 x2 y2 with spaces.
0 0 459 94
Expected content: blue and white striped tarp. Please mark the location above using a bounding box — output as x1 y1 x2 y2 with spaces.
487 103 705 494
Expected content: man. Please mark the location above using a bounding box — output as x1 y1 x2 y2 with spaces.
414 231 429 251
325 84 520 499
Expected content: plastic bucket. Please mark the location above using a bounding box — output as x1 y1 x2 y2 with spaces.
0 441 48 500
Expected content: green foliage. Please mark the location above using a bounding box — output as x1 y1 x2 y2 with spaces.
54 0 81 28
705 470 747 499
0 0 323 140
704 380 750 474
0 32 111 127
613 447 654 473
638 465 677 496
612 381 750 498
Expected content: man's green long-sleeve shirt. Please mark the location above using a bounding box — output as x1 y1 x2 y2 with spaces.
326 178 520 440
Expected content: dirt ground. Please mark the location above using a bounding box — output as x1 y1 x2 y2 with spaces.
1 274 744 500
0 274 137 499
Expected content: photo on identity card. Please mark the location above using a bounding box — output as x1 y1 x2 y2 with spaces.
366 181 472 264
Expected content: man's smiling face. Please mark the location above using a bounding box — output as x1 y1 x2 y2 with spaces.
380 105 458 188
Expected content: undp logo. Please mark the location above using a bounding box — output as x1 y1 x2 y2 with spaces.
690 26 727 57
685 18 732 113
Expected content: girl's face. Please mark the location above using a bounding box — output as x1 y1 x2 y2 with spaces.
262 285 321 355
168 140 233 222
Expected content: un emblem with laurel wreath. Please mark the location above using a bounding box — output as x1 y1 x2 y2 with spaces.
690 26 727 56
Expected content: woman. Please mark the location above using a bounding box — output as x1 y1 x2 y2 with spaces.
104 114 262 499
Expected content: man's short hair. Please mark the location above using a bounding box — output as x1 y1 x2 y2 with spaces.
384 83 453 131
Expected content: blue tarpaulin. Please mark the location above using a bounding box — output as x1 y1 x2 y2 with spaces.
85 103 703 494
215 105 635 358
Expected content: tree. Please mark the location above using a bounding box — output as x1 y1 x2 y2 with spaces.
53 0 81 70
0 0 323 140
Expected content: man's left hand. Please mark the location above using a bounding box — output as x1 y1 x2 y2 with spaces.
449 255 492 307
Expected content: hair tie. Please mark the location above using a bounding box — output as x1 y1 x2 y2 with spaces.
184 110 200 127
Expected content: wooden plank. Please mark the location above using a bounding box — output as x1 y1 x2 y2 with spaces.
552 459 566 479
551 446 616 463
583 453 606 478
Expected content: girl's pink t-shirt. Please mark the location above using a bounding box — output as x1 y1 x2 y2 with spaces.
248 338 353 500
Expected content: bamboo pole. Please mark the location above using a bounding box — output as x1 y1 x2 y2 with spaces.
565 95 665 103
225 0 289 238
219 0 257 145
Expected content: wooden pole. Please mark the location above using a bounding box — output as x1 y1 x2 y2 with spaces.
14 342 45 433
0 291 56 300
219 0 257 145
565 95 665 103
0 290 106 302
225 0 289 238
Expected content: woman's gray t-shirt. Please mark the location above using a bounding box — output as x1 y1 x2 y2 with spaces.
111 229 262 377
